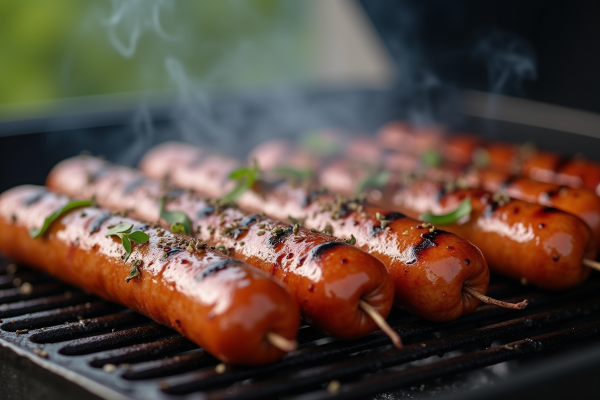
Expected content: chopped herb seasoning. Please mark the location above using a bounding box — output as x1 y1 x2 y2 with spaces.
126 260 142 283
345 234 356 245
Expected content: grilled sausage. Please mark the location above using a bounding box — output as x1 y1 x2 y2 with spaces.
390 182 596 290
139 143 494 323
260 144 598 290
47 156 395 341
0 185 300 365
316 153 600 249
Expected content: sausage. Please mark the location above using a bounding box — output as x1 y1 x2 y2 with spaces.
317 154 600 249
267 147 597 290
0 185 300 365
377 123 600 195
47 156 396 341
390 182 596 290
139 143 496 323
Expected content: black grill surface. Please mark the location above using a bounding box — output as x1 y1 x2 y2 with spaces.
2 256 600 400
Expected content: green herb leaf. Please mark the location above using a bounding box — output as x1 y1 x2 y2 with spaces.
473 148 490 168
126 260 142 283
221 159 261 203
419 198 472 225
121 235 132 261
159 198 192 235
273 166 314 182
105 223 134 237
300 131 339 157
422 150 442 167
127 231 150 244
30 199 94 239
355 171 391 195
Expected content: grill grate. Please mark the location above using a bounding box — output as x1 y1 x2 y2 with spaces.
1 256 600 400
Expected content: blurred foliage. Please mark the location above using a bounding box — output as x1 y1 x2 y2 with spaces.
0 0 311 109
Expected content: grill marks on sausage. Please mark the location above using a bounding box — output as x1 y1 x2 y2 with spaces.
499 175 519 190
370 212 407 236
22 190 47 206
196 206 215 218
195 259 245 281
88 211 112 234
407 230 446 265
87 166 110 183
123 177 148 195
268 227 294 246
309 241 344 261
301 188 329 207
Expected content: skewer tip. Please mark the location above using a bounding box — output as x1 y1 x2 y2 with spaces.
583 258 600 272
266 331 298 353
463 286 528 310
359 299 402 348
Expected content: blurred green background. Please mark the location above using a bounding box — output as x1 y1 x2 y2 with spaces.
0 0 311 113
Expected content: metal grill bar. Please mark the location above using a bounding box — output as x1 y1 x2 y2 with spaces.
293 320 600 400
196 298 600 399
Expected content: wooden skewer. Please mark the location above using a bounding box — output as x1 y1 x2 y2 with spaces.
266 332 298 352
359 300 402 348
583 258 600 272
463 286 528 310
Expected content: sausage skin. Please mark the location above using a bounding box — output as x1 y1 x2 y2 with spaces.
389 182 596 290
47 156 394 340
0 185 300 365
139 143 491 323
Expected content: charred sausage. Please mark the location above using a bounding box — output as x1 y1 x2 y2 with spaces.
47 156 396 342
0 185 300 365
139 143 503 323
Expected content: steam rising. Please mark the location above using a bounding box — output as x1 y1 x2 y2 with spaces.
97 1 538 162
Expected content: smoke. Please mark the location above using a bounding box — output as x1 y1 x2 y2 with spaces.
474 29 537 95
103 0 177 59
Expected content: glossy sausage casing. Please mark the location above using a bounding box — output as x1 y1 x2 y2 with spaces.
0 185 300 365
389 182 596 290
48 156 394 340
140 143 491 323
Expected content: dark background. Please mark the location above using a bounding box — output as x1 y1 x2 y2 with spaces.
361 0 600 113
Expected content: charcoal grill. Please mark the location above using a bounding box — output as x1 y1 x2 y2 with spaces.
2 88 600 400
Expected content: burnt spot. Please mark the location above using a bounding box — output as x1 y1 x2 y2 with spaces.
553 255 559 262
370 213 406 236
87 166 110 183
538 223 545 229
195 259 244 281
165 188 185 200
308 284 315 292
407 230 446 264
499 176 519 190
196 206 215 217
309 241 345 261
267 227 293 246
436 185 448 202
132 224 149 232
239 214 261 227
22 190 47 206
539 206 561 214
88 211 112 234
341 258 348 264
175 319 182 328
483 202 501 217
513 206 520 215
301 188 329 208
123 177 147 195
465 258 470 265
